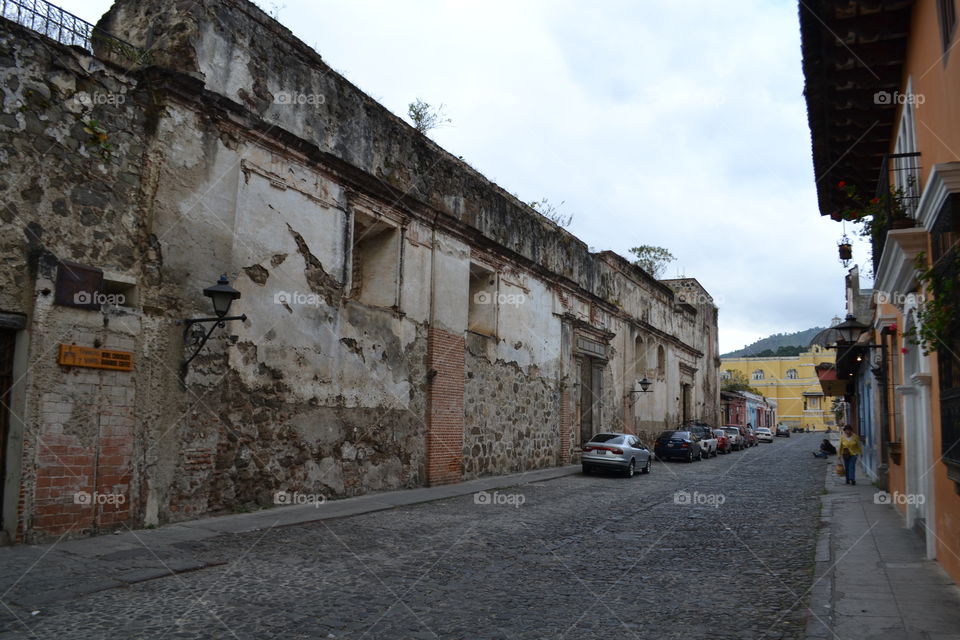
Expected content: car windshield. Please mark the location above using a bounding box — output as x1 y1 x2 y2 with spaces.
589 434 625 444
723 429 739 435
713 430 725 437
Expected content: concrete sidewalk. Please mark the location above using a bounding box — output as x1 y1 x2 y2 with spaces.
0 465 579 626
806 457 960 639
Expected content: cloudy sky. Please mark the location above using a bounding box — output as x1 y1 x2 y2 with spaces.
62 0 866 353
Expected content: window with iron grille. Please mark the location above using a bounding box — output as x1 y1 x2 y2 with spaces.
931 194 960 488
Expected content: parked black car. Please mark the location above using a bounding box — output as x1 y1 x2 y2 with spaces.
654 430 703 462
775 424 791 437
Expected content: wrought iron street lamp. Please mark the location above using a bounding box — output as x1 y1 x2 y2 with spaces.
630 377 653 395
180 275 247 382
833 314 870 345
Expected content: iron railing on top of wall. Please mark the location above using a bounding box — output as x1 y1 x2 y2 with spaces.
872 151 922 272
0 0 150 67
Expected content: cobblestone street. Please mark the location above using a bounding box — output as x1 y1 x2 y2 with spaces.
1 434 824 639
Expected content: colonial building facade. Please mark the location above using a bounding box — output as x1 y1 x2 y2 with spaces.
801 0 960 583
0 0 718 542
722 346 838 431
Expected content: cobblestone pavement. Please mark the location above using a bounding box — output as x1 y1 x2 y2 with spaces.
0 434 824 639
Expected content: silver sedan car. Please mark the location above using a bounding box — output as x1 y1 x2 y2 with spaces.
581 433 652 477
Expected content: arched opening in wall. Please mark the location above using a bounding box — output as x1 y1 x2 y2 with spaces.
752 369 764 380
657 345 666 378
633 336 644 382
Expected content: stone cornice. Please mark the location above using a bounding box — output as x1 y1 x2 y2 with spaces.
916 162 960 231
874 228 927 295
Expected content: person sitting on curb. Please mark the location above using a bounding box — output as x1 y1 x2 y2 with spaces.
813 438 837 458
838 424 862 485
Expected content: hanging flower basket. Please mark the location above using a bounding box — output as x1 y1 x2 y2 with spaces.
838 242 853 261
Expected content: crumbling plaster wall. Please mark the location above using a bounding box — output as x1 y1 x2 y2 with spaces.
99 0 607 295
0 21 170 539
142 99 432 518
1 0 720 540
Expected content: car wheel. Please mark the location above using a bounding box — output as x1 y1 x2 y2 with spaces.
625 460 635 478
687 450 694 463
641 458 651 474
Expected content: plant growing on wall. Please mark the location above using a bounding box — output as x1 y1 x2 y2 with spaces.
407 99 451 134
82 119 114 158
529 198 574 228
907 251 960 355
630 245 676 279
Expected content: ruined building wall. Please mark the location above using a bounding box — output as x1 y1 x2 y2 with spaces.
0 22 156 538
0 0 720 543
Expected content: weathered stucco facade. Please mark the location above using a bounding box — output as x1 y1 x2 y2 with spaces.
0 0 719 543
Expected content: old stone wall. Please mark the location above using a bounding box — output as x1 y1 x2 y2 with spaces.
0 0 721 544
0 21 154 539
462 334 561 479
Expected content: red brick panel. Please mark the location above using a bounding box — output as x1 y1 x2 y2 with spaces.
27 377 135 539
426 328 465 486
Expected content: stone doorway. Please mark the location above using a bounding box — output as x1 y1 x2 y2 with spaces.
0 329 14 535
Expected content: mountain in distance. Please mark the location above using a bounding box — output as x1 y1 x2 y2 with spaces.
721 327 827 359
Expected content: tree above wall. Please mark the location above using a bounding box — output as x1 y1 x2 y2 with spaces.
721 370 762 395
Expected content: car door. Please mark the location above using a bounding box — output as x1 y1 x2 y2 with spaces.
629 436 648 464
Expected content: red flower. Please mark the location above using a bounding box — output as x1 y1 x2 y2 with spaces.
870 197 880 205
901 347 909 354
888 323 898 333
830 212 841 221
838 181 846 188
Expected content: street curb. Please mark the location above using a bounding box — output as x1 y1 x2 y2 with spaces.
5 465 584 556
805 461 835 638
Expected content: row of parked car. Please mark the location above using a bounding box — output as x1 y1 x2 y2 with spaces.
580 422 780 477
654 422 775 463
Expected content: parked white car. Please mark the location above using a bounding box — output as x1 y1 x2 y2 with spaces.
755 427 774 443
689 424 718 458
722 427 745 451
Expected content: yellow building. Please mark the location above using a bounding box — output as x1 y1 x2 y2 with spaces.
721 345 838 431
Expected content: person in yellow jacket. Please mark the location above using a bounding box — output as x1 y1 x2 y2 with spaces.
839 424 862 485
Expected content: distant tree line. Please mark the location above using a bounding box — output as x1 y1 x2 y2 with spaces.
745 345 806 358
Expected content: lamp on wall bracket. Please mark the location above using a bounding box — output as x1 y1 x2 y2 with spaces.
179 274 247 385
629 377 653 396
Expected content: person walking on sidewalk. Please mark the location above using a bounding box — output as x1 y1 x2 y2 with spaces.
838 424 861 485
